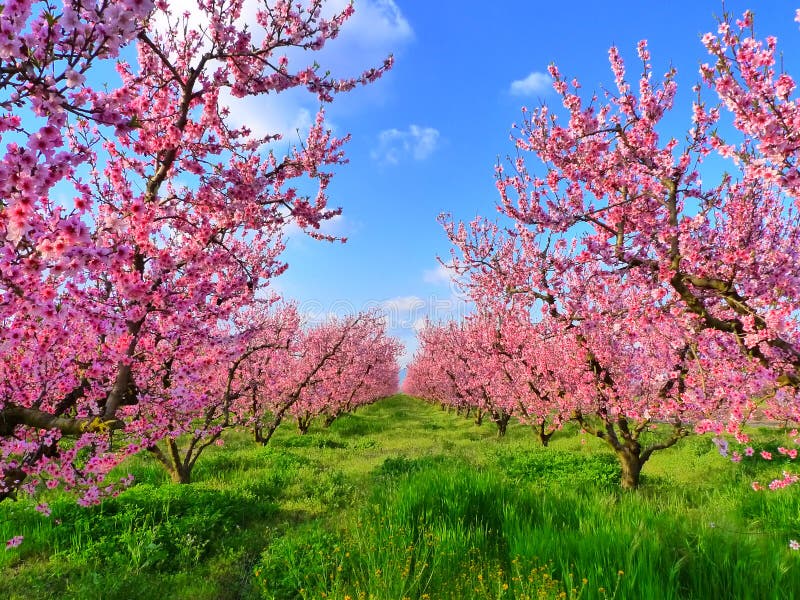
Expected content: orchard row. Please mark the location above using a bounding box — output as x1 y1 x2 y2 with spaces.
406 10 800 489
0 0 398 506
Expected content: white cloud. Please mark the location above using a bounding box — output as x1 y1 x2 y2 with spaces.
318 213 350 237
510 71 552 96
283 214 356 255
287 213 350 239
304 0 414 82
381 295 426 313
326 0 413 48
379 294 469 333
154 0 412 51
423 263 452 286
371 125 440 165
223 91 315 146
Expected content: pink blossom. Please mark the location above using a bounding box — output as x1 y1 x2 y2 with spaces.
5 536 23 550
64 69 85 88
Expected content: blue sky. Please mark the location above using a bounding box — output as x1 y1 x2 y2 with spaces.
211 1 800 363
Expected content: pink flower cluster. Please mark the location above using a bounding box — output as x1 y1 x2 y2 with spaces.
5 536 23 550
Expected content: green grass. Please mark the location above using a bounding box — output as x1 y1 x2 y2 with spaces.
1 395 799 599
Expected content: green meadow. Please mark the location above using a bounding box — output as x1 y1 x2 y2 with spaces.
1 395 799 599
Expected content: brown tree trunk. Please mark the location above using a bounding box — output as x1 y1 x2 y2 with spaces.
617 446 643 490
148 440 194 484
297 415 311 434
537 421 553 447
573 413 687 490
171 464 191 484
494 412 510 437
474 410 484 426
254 418 280 444
168 438 192 484
258 422 280 445
1 467 26 501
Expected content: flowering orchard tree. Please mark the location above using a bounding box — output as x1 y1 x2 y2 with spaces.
402 324 469 412
405 274 701 489
317 320 402 428
481 314 565 446
142 301 301 484
403 318 515 436
495 11 800 426
291 313 401 433
244 311 399 444
0 0 391 502
442 219 712 488
403 316 564 442
422 9 800 488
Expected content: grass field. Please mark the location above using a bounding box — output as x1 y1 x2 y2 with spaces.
1 395 799 599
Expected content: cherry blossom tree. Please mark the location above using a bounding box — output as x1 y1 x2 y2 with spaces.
493 10 800 432
404 313 562 444
403 324 467 411
317 321 402 428
437 215 727 488
483 314 563 446
246 311 400 443
417 9 800 488
0 0 391 502
290 318 400 433
143 301 300 484
404 317 515 437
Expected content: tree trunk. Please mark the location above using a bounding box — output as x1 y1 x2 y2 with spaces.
148 441 193 484
297 415 311 435
537 421 553 447
323 413 337 428
574 415 687 490
474 410 484 426
171 464 191 484
494 412 510 437
255 413 284 445
1 467 26 501
168 438 192 484
258 423 279 445
616 446 643 490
